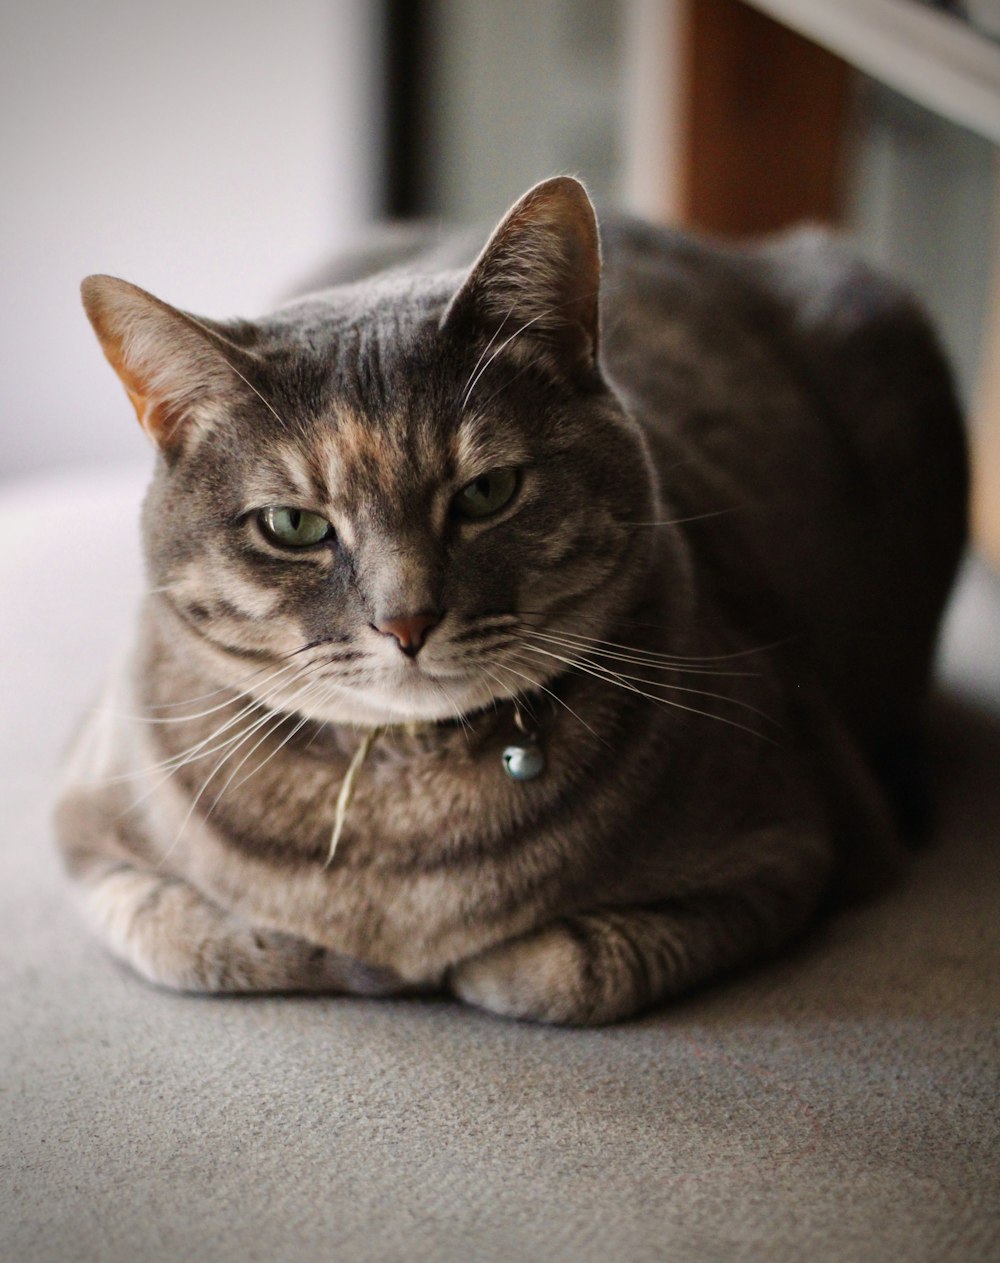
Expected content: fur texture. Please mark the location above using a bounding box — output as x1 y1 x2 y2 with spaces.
55 178 967 1023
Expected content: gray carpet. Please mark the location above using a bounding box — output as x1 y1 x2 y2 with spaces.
2 469 998 1263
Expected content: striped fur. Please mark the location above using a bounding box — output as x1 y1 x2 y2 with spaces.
55 178 967 1023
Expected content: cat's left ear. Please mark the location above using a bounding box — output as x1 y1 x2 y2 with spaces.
442 176 602 379
81 275 253 452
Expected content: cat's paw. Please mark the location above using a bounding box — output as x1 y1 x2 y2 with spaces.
81 864 419 996
449 924 598 1025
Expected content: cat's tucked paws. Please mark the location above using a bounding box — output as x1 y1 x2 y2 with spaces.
84 864 414 996
449 923 606 1025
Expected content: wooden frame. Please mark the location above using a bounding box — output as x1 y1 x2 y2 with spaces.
678 0 852 236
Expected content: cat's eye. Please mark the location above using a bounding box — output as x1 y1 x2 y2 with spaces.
452 468 519 520
258 506 333 549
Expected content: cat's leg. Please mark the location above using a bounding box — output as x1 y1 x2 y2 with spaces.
77 861 412 996
450 841 829 1024
56 762 418 995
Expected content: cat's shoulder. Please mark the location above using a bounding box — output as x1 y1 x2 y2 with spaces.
599 214 916 320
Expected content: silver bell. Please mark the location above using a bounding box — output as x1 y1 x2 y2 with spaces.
502 742 545 781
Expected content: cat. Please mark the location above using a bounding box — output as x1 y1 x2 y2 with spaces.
54 176 967 1024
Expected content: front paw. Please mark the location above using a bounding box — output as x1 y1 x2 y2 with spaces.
449 924 596 1024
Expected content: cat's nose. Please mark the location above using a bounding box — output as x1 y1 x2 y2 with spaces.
373 611 441 657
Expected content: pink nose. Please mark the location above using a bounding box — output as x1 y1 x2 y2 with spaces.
374 611 440 657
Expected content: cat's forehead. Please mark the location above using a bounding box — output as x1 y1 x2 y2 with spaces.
269 273 456 366
238 399 525 524
313 402 447 500
264 282 458 418
242 278 530 510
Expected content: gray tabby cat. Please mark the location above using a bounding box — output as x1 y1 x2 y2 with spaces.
55 177 967 1024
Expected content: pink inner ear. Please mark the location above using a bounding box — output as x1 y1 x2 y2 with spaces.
98 337 184 445
82 276 234 449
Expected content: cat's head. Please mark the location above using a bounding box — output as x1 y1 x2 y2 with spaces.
83 177 659 725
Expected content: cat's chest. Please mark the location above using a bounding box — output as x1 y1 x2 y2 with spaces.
169 722 578 975
306 723 544 847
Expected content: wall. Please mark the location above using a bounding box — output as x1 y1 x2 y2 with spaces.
0 0 380 484
420 0 625 222
848 79 996 405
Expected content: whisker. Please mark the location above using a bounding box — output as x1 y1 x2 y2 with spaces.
177 706 294 838
450 615 520 645
521 629 756 677
302 719 331 752
471 351 547 415
140 663 279 711
112 703 272 825
461 311 548 412
183 313 292 434
430 678 475 741
459 283 605 413
517 643 775 744
121 662 303 725
618 508 744 528
491 654 604 744
106 660 324 793
225 676 342 795
522 622 787 664
457 296 519 406
142 638 340 711
206 678 337 807
105 694 269 787
521 639 776 723
160 674 331 862
477 664 536 725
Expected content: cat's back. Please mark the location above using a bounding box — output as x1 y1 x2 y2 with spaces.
598 215 964 502
598 217 968 747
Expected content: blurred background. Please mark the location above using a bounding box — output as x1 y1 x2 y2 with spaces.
2 0 998 553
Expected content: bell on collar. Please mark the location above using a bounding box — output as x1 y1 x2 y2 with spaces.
503 705 544 780
502 740 545 781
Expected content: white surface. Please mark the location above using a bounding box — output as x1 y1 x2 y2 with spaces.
0 0 380 484
0 467 146 777
744 0 1000 143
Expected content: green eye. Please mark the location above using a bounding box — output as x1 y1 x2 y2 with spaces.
259 506 333 548
453 468 519 520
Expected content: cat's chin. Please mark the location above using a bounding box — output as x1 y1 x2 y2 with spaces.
291 671 525 730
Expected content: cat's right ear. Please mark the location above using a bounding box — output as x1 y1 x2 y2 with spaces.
441 176 602 382
81 275 245 450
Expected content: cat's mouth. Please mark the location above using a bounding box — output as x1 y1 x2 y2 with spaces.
286 655 543 728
